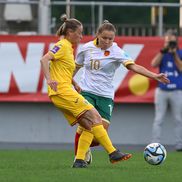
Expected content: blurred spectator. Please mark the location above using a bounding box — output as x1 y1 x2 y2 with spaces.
151 29 182 151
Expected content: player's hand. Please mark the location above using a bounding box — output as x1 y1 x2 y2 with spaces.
73 82 82 93
155 73 170 84
47 79 58 91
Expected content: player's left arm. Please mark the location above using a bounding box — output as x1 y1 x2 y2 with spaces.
40 52 58 91
126 63 170 84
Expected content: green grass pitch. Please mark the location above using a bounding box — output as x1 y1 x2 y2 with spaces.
0 150 181 182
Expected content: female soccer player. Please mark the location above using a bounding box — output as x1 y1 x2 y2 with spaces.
73 20 170 164
40 15 133 168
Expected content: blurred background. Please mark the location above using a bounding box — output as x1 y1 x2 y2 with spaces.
0 0 181 150
0 0 181 36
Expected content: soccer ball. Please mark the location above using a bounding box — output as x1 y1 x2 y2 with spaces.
144 143 167 165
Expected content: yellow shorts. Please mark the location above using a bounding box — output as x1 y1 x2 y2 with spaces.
50 88 93 126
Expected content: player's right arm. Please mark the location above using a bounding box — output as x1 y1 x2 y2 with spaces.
40 52 58 92
127 63 170 84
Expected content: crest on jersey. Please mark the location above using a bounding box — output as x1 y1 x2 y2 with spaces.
104 50 110 56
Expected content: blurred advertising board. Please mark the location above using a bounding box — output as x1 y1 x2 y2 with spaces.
0 35 168 103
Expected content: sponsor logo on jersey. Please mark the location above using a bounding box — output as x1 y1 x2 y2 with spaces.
50 45 61 54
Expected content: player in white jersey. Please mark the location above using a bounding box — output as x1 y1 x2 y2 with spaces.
77 40 133 100
73 20 170 164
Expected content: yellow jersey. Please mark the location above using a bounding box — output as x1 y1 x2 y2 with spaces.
48 38 75 96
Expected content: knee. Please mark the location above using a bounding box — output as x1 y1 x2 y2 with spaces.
85 108 103 125
102 120 110 131
78 116 93 131
78 119 92 131
78 109 102 130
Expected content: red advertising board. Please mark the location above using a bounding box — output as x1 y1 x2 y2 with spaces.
0 35 173 103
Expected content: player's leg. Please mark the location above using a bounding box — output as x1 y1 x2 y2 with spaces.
85 120 109 165
50 92 104 167
92 95 114 146
50 92 131 168
50 93 94 168
74 108 132 168
75 120 109 153
91 95 113 146
74 125 83 155
74 120 108 165
74 93 96 156
75 108 115 160
74 92 98 165
90 120 109 147
152 88 168 143
74 93 112 163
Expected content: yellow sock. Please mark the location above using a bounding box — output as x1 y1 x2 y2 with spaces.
76 125 84 134
76 125 98 144
92 125 116 154
76 130 94 160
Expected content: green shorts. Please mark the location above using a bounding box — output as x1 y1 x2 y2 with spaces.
81 91 114 123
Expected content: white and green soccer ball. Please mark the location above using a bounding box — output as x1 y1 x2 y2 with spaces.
144 143 167 165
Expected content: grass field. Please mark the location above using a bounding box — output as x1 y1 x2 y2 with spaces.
0 149 181 182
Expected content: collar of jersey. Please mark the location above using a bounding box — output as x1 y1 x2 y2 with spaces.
61 38 72 48
93 38 113 51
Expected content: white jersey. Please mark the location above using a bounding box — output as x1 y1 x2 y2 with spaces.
76 40 134 99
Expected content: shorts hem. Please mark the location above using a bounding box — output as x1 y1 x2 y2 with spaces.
71 109 91 126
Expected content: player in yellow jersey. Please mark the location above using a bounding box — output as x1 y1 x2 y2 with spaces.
40 14 132 168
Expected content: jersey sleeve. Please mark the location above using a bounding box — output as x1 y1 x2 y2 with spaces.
49 43 63 60
117 48 135 67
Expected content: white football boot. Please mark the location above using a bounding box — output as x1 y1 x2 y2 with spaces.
74 148 92 165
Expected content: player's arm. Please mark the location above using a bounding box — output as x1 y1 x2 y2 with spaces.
40 53 58 91
72 77 81 93
72 64 83 93
126 63 170 84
